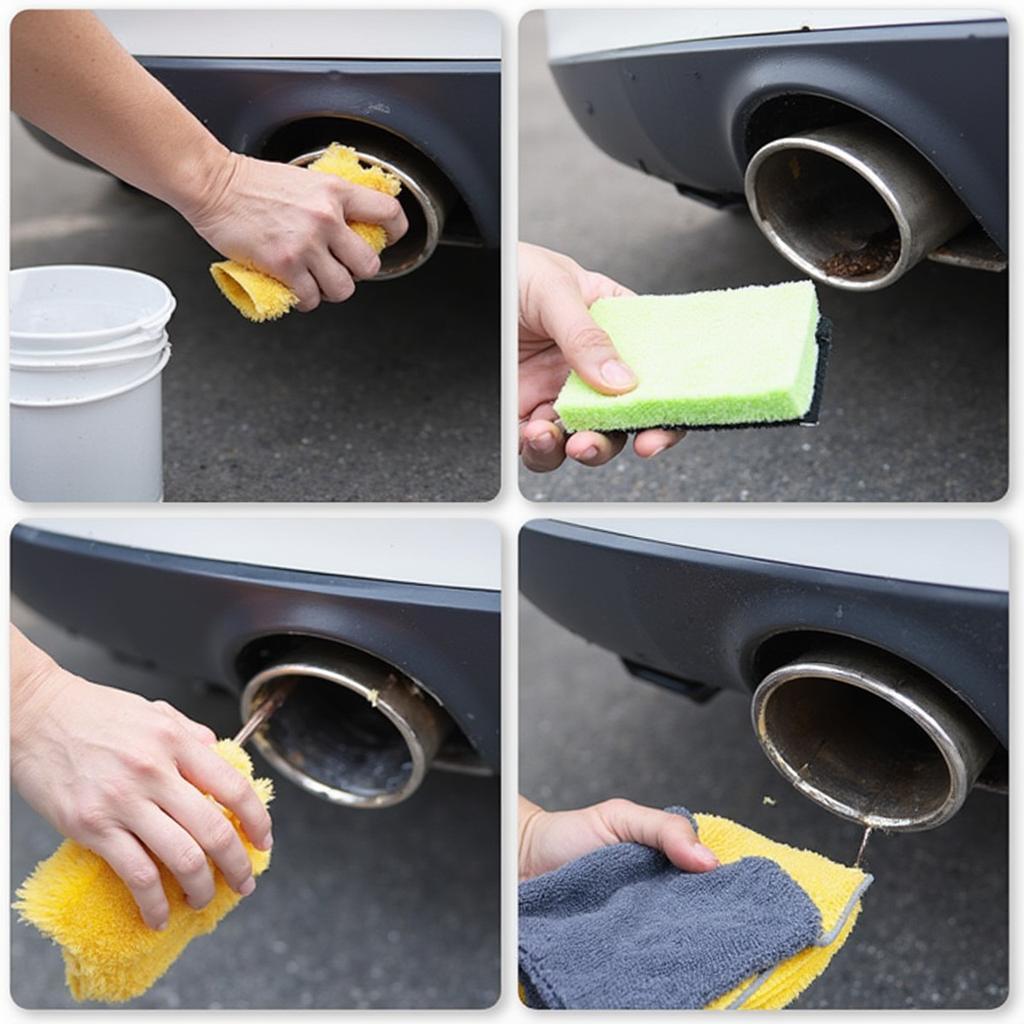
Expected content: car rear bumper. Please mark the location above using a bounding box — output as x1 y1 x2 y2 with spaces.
12 524 500 771
549 19 1007 251
519 520 1007 748
24 56 501 248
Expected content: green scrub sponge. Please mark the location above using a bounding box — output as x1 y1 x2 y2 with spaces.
554 280 826 432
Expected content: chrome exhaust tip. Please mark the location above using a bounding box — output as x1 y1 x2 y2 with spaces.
290 143 450 279
240 645 449 809
744 121 972 291
751 648 996 831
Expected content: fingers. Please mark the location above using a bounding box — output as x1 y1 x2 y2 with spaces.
343 188 408 244
520 418 567 473
310 252 356 303
584 270 636 301
539 276 638 396
152 701 216 746
176 743 273 852
290 270 321 313
131 803 218 910
599 798 719 872
633 428 686 459
157 778 255 896
565 430 627 467
330 227 381 282
89 829 170 930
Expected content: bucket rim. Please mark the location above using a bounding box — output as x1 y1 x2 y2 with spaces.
11 344 171 408
10 264 176 345
11 329 169 362
11 337 169 371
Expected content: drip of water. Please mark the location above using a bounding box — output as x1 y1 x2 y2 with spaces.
854 825 874 868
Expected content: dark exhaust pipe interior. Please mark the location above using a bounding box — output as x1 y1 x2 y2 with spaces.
744 120 973 290
751 646 996 831
241 643 451 809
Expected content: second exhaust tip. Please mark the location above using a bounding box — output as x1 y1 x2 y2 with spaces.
241 645 450 809
744 121 972 291
751 647 996 832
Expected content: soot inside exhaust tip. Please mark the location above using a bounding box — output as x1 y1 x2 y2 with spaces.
265 676 413 799
762 676 951 823
241 644 452 808
752 148 901 280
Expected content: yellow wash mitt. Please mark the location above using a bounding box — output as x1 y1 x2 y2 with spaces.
14 740 273 1003
210 143 402 322
699 813 871 1010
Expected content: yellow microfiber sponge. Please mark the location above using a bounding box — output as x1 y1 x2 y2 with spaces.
697 813 872 1010
14 740 273 1003
210 142 402 322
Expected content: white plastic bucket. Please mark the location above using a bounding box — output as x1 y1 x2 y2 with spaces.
11 326 169 363
9 265 175 501
11 339 168 403
10 265 175 354
11 348 170 502
12 330 167 368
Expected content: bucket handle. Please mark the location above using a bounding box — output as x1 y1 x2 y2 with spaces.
11 345 171 409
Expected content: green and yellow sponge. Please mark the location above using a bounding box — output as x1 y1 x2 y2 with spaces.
554 280 826 432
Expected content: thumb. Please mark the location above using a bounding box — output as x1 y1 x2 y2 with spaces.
541 287 637 395
600 799 719 873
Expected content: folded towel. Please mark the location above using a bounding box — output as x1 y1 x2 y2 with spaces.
14 740 273 1003
210 143 402 322
519 808 872 1010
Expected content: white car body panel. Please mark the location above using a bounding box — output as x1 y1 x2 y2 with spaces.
97 9 501 60
25 519 501 592
546 8 1001 60
566 519 1008 593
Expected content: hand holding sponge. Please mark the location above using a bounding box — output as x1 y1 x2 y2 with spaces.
14 740 273 1003
210 143 402 322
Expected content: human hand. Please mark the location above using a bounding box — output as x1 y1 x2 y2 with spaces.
518 795 719 881
10 627 273 930
184 153 409 312
518 243 685 472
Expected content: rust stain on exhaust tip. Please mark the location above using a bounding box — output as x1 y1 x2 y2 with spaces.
823 227 901 278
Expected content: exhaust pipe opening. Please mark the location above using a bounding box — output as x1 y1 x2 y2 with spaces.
752 647 996 831
241 645 450 809
290 141 453 280
744 121 973 291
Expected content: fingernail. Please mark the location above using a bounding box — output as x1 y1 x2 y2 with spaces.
155 919 168 931
259 831 273 851
239 877 256 897
579 446 599 463
695 843 719 869
600 359 637 389
529 433 556 454
647 444 669 458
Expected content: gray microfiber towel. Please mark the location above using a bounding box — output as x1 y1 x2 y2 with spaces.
518 807 822 1010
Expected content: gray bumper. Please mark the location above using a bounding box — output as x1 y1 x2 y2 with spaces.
550 19 1007 252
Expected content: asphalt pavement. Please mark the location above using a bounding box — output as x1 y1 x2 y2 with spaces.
519 599 1008 1009
518 14 1007 503
11 605 500 1009
11 116 500 502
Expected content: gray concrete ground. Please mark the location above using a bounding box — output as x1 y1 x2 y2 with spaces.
519 600 1008 1009
11 116 499 502
518 14 1007 502
11 605 500 1009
